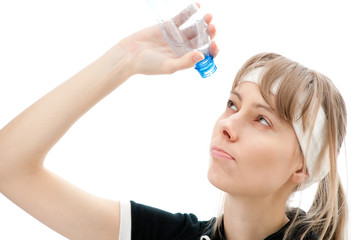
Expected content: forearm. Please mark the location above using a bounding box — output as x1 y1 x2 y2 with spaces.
0 43 132 178
0 19 215 184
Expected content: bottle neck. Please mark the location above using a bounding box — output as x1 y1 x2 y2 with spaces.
194 55 217 78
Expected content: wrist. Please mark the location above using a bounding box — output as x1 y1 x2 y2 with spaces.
100 42 135 85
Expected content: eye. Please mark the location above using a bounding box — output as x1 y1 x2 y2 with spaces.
257 115 271 127
227 100 238 111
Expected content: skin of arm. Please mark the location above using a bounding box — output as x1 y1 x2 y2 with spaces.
0 19 217 240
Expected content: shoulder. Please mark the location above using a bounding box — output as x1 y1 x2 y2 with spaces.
265 209 319 240
285 209 319 240
120 201 215 240
304 231 319 240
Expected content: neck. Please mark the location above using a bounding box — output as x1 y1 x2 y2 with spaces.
223 194 290 240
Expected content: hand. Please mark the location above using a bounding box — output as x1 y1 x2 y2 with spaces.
117 13 218 75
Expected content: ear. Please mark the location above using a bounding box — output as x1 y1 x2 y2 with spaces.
290 163 309 185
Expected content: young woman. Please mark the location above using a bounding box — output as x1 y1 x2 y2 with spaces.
0 11 347 240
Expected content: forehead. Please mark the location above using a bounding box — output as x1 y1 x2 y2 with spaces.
232 81 277 111
233 67 281 95
231 82 262 100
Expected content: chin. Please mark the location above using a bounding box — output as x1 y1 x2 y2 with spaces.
207 164 229 193
207 164 259 197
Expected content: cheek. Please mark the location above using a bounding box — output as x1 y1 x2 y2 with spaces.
243 137 298 190
225 137 298 196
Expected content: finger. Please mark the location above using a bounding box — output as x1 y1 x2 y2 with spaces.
208 23 216 40
181 13 213 40
179 51 205 70
180 19 207 40
172 3 199 27
210 41 219 58
165 51 204 73
204 13 213 25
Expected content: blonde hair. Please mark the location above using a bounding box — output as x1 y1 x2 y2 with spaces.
214 53 348 240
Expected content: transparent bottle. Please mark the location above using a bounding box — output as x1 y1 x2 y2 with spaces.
146 0 217 78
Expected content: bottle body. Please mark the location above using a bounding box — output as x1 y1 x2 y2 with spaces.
147 0 216 77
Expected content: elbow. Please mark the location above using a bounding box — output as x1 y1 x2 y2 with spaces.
0 148 7 193
0 131 46 192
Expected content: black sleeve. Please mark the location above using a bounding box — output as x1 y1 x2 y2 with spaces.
130 201 213 240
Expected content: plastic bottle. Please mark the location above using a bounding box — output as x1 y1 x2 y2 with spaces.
146 0 217 78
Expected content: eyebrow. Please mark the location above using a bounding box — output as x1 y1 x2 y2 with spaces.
231 90 275 114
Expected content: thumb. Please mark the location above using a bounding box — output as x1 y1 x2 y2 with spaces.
167 51 204 72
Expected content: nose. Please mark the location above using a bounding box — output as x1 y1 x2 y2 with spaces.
218 116 239 142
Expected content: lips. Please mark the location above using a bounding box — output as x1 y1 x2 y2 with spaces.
210 146 235 160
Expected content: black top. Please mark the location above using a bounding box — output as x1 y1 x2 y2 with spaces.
129 201 318 240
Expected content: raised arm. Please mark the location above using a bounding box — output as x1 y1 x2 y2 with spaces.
0 16 218 240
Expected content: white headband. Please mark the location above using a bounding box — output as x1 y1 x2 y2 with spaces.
242 68 329 190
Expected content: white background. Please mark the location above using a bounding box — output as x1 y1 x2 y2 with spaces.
0 0 350 239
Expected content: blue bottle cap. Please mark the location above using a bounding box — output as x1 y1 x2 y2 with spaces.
194 55 217 78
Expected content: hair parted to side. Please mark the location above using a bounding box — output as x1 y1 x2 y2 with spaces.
213 53 348 240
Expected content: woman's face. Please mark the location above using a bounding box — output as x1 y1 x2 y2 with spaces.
208 81 303 197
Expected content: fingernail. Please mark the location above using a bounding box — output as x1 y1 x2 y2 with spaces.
193 53 204 62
